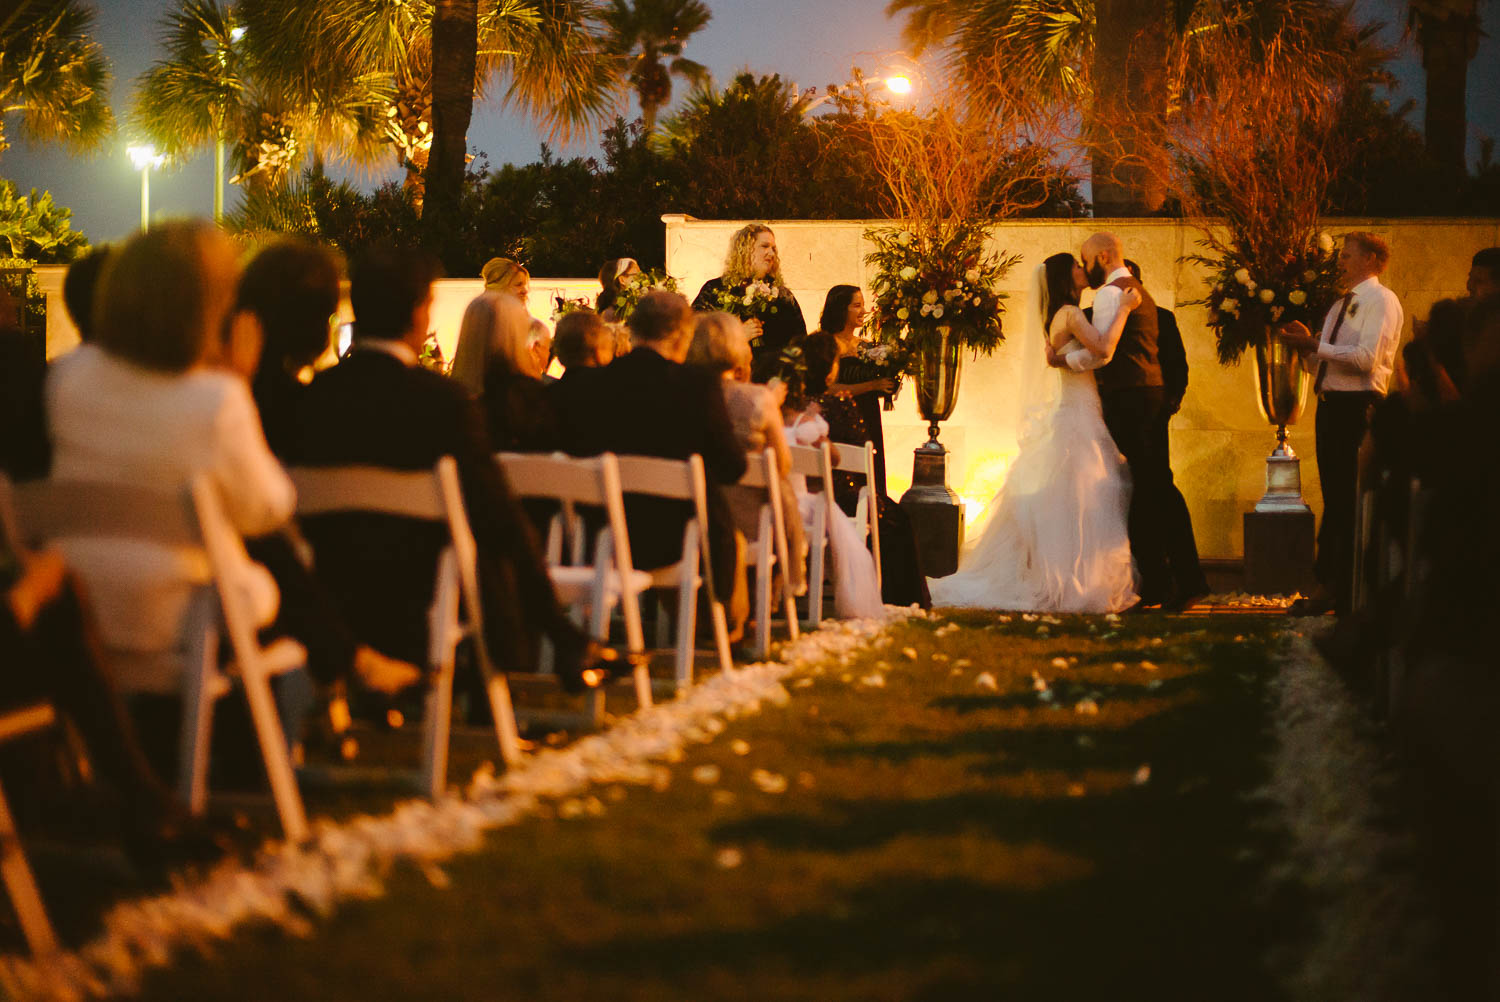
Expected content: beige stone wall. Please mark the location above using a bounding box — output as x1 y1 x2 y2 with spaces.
664 215 1500 560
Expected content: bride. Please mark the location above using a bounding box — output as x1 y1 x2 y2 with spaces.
929 252 1141 613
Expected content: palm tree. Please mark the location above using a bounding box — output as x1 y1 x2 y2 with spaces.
1407 0 1485 177
0 0 113 159
603 0 711 134
426 0 478 240
133 0 249 220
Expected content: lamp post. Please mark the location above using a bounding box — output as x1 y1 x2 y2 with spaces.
885 74 913 96
127 145 167 231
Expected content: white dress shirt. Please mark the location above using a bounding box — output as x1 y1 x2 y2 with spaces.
1066 266 1133 371
46 345 295 673
1315 275 1403 395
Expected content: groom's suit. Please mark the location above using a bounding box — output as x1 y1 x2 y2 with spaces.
1073 269 1206 605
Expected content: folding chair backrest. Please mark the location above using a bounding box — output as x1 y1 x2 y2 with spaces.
289 465 448 521
829 440 882 586
830 440 877 479
615 453 716 599
5 477 201 551
786 443 829 479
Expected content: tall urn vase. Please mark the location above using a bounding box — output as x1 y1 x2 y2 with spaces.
1243 329 1317 595
1252 333 1312 513
899 331 966 576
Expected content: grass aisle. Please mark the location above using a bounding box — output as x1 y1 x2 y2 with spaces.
139 611 1309 1001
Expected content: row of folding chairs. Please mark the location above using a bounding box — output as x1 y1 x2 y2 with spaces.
0 438 881 956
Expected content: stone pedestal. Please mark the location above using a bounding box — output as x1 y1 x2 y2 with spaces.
1243 509 1317 596
900 441 965 578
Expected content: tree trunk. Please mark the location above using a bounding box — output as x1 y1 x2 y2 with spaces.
1418 5 1478 179
1090 0 1170 217
424 0 478 254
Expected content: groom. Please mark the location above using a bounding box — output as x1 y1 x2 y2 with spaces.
1049 232 1208 610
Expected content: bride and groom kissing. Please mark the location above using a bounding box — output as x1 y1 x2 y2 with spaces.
930 232 1210 614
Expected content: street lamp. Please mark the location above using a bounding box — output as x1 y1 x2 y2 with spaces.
885 75 914 96
127 144 166 231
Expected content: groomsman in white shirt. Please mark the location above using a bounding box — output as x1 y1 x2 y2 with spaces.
1277 232 1404 615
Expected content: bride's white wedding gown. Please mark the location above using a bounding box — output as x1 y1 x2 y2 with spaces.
929 313 1138 614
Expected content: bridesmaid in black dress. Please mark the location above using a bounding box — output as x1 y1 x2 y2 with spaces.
817 285 896 498
692 224 807 381
802 333 931 609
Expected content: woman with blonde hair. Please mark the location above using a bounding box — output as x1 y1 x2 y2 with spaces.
688 312 806 597
692 224 806 379
452 291 559 452
480 257 530 301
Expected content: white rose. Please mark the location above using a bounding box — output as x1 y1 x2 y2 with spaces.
1302 270 1318 283
921 290 938 305
1317 232 1335 253
899 266 918 281
932 304 945 318
943 289 959 301
897 231 913 246
896 307 909 320
1258 288 1275 304
919 304 932 316
1221 297 1240 313
1288 289 1307 306
1234 268 1252 285
965 268 980 283
972 296 981 306
742 294 754 306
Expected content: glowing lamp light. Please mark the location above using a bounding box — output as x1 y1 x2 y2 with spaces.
127 144 165 171
885 75 913 96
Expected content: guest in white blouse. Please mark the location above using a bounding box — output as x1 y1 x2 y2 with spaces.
46 221 295 679
1278 231 1404 615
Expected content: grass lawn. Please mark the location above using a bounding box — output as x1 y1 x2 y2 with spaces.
122 609 1317 1002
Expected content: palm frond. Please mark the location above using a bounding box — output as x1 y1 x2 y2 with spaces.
0 0 114 153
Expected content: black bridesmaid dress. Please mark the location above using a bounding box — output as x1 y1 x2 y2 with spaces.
692 277 808 381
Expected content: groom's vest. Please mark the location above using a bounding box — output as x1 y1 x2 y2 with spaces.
1096 276 1164 393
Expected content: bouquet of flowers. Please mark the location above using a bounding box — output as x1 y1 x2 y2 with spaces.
611 268 680 324
419 332 446 373
713 280 788 347
1185 231 1342 365
863 222 1019 370
854 337 911 410
551 295 591 322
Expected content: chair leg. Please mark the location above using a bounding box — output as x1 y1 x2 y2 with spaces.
239 662 309 842
674 576 697 688
754 537 773 660
0 784 57 957
655 595 671 651
484 673 525 768
710 601 734 675
177 622 220 817
421 659 455 799
807 516 826 627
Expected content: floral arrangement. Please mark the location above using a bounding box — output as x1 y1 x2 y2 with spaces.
863 222 1020 370
853 337 911 410
551 295 592 322
1185 231 1343 365
611 268 680 324
419 332 446 372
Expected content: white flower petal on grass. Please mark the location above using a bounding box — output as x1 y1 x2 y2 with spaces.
692 764 722 785
1140 661 1159 672
1105 613 1121 623
953 658 972 669
1050 657 1069 669
792 677 815 689
1074 698 1099 716
715 847 744 869
711 789 738 807
859 673 887 688
975 672 999 691
931 653 950 663
902 647 919 660
751 769 788 794
558 798 586 819
1133 765 1152 785
730 739 751 756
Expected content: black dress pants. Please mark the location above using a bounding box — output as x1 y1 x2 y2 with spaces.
1315 391 1379 613
1101 386 1178 603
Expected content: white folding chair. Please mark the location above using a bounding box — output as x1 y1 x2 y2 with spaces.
830 440 883 591
0 703 60 956
735 447 800 657
2 475 310 840
787 443 832 626
613 454 733 687
495 451 653 715
289 457 524 794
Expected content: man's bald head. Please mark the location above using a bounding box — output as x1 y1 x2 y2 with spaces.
1081 232 1124 289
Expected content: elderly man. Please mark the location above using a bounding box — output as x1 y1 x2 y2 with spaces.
1278 231 1404 615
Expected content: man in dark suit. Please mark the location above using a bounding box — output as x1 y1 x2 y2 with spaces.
1054 234 1206 609
555 290 747 623
286 245 596 685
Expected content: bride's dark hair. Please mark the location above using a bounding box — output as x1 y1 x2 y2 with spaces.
1042 252 1080 332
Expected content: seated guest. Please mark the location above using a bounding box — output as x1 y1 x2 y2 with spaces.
62 245 113 345
230 240 420 697
464 292 559 453
286 245 611 690
559 290 749 632
47 220 294 664
801 333 931 609
554 309 615 371
232 239 341 457
528 317 554 380
687 312 805 596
